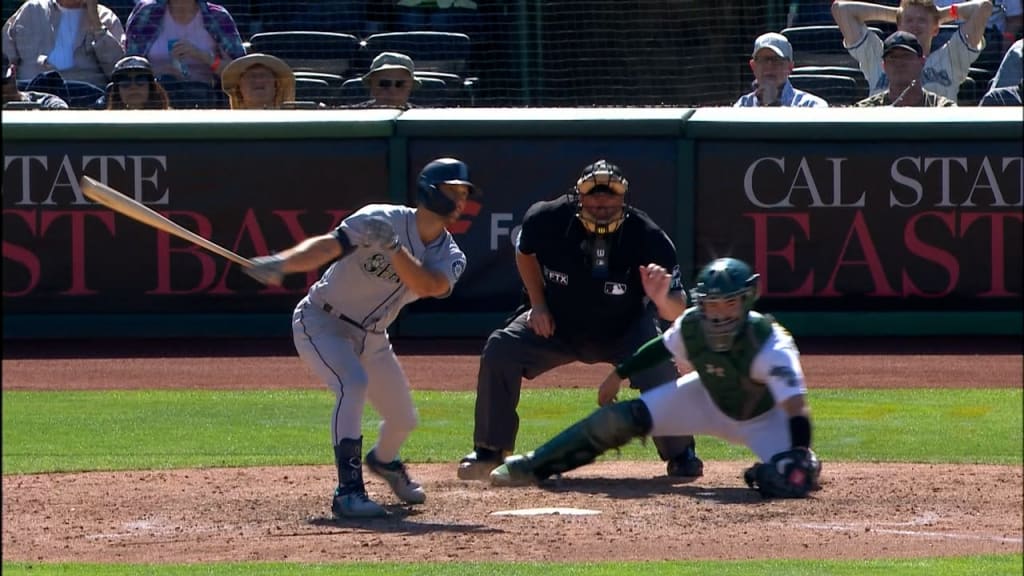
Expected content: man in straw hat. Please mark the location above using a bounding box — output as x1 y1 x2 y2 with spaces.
221 53 295 109
353 51 421 109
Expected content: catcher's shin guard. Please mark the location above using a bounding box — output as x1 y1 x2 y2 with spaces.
524 399 654 481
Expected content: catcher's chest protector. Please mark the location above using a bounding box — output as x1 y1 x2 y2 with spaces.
680 311 775 420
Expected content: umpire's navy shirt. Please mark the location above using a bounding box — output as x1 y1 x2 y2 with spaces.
516 195 680 344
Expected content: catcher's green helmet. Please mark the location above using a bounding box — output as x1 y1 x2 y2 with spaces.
691 258 760 351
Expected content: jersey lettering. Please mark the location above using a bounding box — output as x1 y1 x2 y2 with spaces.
362 253 400 283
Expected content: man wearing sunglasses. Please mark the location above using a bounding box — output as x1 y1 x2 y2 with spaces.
354 51 421 109
459 160 703 482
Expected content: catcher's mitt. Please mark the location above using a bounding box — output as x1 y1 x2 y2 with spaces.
744 448 821 499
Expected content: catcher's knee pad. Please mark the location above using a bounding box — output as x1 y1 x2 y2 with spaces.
528 399 653 480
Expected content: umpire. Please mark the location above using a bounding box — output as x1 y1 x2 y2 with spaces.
458 160 703 480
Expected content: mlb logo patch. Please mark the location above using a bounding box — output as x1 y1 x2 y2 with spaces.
604 282 627 295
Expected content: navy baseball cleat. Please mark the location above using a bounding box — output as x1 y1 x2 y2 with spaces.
666 447 704 478
331 486 388 519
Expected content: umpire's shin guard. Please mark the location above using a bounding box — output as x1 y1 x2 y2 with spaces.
527 399 653 480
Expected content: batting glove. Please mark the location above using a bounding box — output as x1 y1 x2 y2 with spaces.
360 216 401 253
244 254 285 287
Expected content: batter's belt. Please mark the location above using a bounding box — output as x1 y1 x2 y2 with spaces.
321 303 381 334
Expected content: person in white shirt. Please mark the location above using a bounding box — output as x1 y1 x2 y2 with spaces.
734 32 830 107
832 0 993 102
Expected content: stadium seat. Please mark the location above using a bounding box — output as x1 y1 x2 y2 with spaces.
957 76 982 106
410 76 450 107
791 65 868 98
363 31 471 75
968 67 994 90
294 77 333 107
248 31 361 77
293 71 345 88
412 70 476 106
338 78 368 107
781 25 885 68
788 74 861 106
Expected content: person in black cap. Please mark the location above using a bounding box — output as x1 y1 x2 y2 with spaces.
855 31 957 106
2 52 69 109
105 56 170 110
458 159 703 482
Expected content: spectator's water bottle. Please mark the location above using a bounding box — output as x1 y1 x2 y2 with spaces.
168 39 190 79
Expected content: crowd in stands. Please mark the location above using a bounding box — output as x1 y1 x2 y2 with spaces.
2 0 1021 110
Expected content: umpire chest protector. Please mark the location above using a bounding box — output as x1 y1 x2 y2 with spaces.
517 195 677 342
678 309 776 421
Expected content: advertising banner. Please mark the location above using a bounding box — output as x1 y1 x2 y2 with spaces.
404 138 680 316
3 140 389 313
696 141 1022 311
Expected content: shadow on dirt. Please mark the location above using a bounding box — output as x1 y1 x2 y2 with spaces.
305 510 505 535
538 476 764 505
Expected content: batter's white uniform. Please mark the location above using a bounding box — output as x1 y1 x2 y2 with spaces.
641 318 807 462
847 24 982 101
292 204 467 461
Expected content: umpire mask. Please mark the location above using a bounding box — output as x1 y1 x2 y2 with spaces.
574 160 628 279
574 160 628 235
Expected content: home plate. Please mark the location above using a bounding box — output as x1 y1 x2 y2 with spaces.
491 507 601 516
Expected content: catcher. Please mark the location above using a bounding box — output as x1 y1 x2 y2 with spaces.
490 257 822 499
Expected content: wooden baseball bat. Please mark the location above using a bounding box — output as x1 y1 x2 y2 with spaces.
80 175 255 269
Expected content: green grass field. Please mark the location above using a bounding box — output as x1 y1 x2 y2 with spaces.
3 388 1022 575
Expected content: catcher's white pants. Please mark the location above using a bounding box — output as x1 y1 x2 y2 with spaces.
292 297 418 462
642 371 791 462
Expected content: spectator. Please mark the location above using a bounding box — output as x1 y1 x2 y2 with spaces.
832 0 993 102
352 51 421 109
990 37 1023 87
734 32 829 107
936 0 1022 55
392 0 479 35
125 0 245 108
220 53 294 109
2 52 69 108
2 0 125 88
855 31 958 105
979 75 1023 102
104 55 170 109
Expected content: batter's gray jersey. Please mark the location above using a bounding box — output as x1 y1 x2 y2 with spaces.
307 204 467 333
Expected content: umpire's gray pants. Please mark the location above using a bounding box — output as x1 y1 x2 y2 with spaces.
472 308 695 462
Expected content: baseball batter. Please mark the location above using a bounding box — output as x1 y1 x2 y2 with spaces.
490 258 822 499
244 158 480 519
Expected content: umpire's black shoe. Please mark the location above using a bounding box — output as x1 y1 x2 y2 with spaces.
666 447 704 478
457 447 505 481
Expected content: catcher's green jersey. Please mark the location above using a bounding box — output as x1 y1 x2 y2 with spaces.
663 309 806 421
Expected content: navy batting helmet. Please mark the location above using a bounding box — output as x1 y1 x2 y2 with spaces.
691 258 761 352
416 158 478 216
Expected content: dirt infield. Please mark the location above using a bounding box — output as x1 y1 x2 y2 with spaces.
2 337 1022 563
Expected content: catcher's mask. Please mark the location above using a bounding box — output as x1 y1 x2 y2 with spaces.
691 257 761 352
416 157 480 216
574 159 628 235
